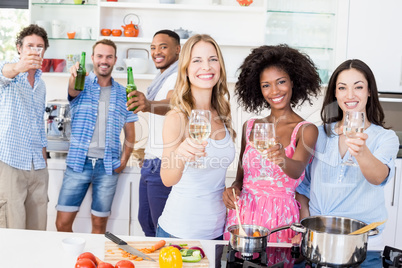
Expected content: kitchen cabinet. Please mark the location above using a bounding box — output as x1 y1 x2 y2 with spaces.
383 158 402 247
129 175 145 236
46 158 141 235
264 0 349 84
347 0 402 93
29 0 98 62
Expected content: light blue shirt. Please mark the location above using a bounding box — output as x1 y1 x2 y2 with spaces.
0 58 47 170
66 72 138 175
297 123 399 233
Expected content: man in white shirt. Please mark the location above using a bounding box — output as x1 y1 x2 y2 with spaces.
127 30 180 236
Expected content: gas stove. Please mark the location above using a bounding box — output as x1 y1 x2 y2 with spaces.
215 244 402 268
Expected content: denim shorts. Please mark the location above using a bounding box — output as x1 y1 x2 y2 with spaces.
56 157 119 217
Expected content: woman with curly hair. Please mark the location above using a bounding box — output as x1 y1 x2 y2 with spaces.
223 44 320 243
157 34 236 239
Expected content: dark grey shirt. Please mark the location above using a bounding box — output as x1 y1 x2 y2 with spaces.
87 86 111 158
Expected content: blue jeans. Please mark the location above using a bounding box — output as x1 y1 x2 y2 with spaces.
138 159 172 237
156 224 224 240
56 157 118 217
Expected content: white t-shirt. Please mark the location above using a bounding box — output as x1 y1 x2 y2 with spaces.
144 73 177 159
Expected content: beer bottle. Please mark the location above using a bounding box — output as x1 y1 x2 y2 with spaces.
126 67 138 111
74 52 86 91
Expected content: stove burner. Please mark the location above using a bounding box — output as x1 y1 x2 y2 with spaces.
217 244 301 268
226 243 268 266
383 246 402 268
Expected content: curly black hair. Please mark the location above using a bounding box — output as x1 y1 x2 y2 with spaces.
16 24 49 54
235 44 321 114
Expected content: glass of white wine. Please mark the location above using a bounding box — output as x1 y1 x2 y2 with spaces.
188 109 212 169
341 111 365 167
253 122 276 180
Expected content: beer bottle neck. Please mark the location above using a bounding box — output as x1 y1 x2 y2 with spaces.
127 70 134 85
80 53 86 67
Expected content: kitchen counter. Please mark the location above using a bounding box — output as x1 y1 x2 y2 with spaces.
0 228 226 268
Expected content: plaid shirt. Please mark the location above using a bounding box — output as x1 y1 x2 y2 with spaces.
66 72 138 175
0 58 47 170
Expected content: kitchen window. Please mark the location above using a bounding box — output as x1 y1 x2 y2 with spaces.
0 7 29 61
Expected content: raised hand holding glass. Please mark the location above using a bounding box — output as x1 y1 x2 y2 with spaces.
253 122 275 180
188 109 211 169
30 47 43 67
341 111 365 168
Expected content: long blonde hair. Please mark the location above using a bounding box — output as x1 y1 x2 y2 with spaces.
170 34 236 141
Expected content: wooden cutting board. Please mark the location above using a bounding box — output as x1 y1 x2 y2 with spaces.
104 240 209 267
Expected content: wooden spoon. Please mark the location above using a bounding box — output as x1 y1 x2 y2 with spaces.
232 188 247 237
349 219 387 235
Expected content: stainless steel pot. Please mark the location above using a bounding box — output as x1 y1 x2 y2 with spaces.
291 215 379 266
227 224 289 257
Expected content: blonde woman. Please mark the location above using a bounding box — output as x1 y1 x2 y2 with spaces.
156 34 236 240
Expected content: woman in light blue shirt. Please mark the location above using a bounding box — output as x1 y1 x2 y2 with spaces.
297 59 399 267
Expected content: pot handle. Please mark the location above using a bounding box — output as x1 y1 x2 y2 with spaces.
270 225 291 234
270 223 307 235
368 228 379 236
290 223 307 233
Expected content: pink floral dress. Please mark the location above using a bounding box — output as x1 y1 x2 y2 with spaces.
224 118 311 243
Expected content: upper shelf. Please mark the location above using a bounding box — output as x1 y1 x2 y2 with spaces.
103 36 260 47
267 10 336 16
31 3 97 6
99 2 263 13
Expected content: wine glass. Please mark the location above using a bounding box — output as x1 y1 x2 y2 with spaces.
253 123 276 180
341 111 365 168
188 109 211 169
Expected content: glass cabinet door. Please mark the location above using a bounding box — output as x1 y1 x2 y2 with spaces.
265 0 338 84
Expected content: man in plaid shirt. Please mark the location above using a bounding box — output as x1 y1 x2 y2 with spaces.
55 39 137 234
0 24 49 230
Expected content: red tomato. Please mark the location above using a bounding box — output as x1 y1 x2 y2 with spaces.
97 263 114 268
115 260 135 268
75 259 96 268
77 252 97 265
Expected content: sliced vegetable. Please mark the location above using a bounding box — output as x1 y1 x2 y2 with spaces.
252 231 261 237
179 249 202 263
189 246 205 258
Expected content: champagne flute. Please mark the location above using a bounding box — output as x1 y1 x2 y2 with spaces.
188 109 211 169
341 111 365 167
253 123 276 180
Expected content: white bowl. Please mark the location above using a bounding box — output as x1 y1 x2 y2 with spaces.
61 237 86 257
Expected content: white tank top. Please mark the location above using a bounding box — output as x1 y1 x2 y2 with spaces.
158 127 235 239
